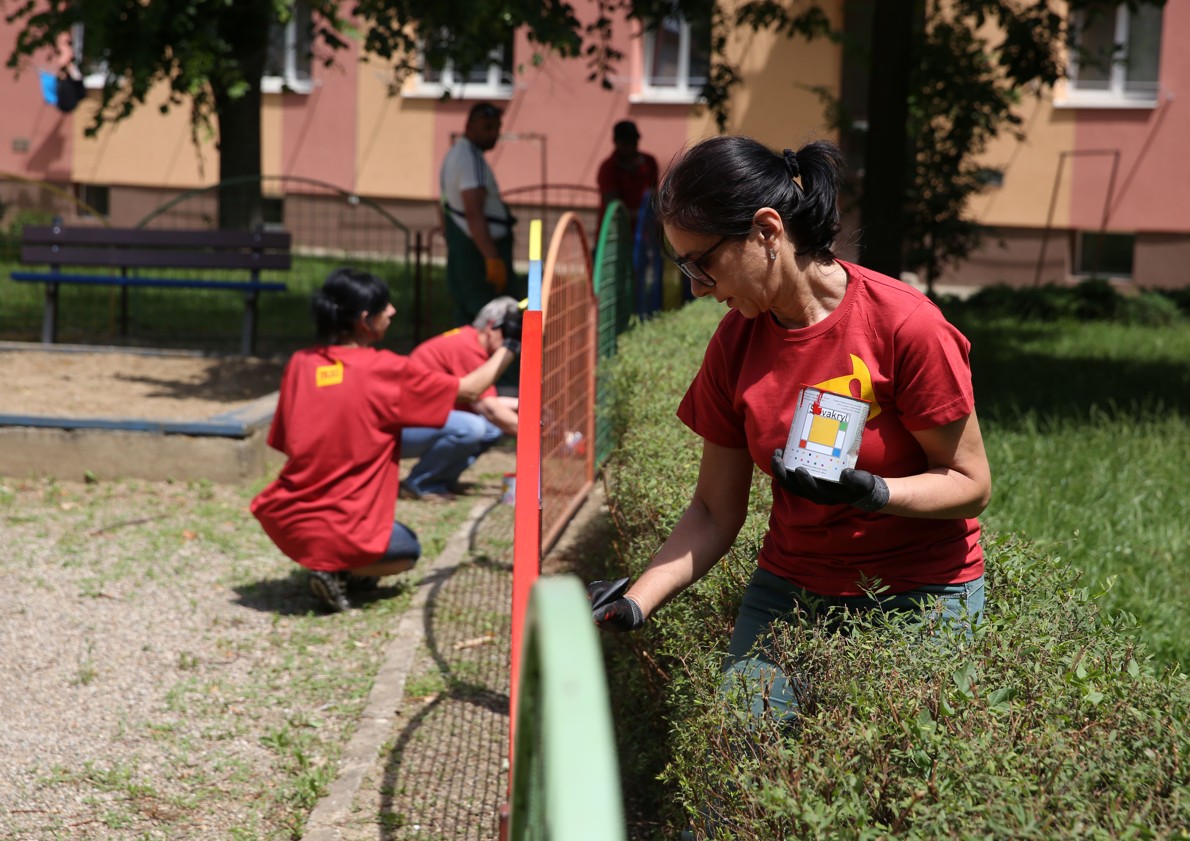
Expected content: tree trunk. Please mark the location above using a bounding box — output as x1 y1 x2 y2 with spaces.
859 0 922 279
213 2 272 231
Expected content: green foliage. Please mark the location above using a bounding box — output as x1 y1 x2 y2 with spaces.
957 280 1186 326
597 300 1190 839
663 536 1190 840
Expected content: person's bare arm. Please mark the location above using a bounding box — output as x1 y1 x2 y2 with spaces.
461 187 499 260
882 411 992 519
457 347 514 403
474 395 519 435
624 441 754 619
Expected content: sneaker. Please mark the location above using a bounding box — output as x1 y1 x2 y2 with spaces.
344 572 379 592
308 570 353 613
398 485 457 503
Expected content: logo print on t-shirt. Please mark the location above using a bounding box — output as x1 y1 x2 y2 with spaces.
811 354 881 421
315 359 344 388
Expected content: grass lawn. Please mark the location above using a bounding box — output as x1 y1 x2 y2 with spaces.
0 253 455 357
949 313 1190 667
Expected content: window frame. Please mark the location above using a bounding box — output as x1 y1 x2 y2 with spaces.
1061 2 1163 108
407 40 515 101
262 0 314 95
72 13 315 95
631 14 710 105
1073 230 1136 280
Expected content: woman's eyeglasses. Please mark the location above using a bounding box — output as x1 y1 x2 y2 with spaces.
663 235 731 288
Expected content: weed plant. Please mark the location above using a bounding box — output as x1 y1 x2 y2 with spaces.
598 296 1190 838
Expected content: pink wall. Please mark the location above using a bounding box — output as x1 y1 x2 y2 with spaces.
1070 1 1190 234
432 24 695 202
280 30 359 193
0 25 72 182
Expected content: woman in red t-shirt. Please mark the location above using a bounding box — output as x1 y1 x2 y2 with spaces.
252 268 518 612
588 137 992 721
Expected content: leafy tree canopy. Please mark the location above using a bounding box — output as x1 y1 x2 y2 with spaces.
3 0 1166 251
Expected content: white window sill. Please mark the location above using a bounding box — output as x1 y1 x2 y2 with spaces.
629 88 703 105
262 76 314 95
1054 94 1157 110
404 81 513 101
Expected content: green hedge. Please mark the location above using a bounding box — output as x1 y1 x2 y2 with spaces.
597 299 1190 839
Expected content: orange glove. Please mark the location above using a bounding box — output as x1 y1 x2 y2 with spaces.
485 257 508 292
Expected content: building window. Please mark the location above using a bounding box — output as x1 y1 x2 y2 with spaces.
1067 3 1162 105
74 184 109 220
412 37 514 100
637 14 710 103
74 8 314 95
263 0 313 94
1075 231 1134 279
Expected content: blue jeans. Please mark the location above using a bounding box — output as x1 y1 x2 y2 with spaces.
722 567 986 722
400 410 503 496
383 521 421 561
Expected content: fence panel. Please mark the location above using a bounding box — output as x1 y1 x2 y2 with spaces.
507 576 626 841
134 176 418 355
632 190 664 318
593 202 633 467
539 212 596 554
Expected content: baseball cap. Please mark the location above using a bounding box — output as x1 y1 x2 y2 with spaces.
469 102 503 121
613 120 641 142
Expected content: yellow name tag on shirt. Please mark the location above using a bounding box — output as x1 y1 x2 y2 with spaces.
315 360 343 387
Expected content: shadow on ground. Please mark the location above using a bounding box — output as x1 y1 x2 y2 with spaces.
231 571 411 616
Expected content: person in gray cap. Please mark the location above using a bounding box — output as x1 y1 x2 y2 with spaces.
597 119 660 226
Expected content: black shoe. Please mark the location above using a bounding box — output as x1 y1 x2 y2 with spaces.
399 485 456 503
344 572 379 592
309 570 353 613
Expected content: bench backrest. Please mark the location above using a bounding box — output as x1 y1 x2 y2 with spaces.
20 226 292 272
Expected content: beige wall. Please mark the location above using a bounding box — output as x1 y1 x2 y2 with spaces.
71 81 215 189
356 71 439 201
711 1 843 147
968 95 1078 230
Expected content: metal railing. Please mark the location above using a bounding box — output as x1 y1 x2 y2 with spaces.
507 575 626 841
593 201 634 467
540 211 597 554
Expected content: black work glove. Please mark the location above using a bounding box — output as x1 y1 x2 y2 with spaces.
587 578 645 631
500 309 523 353
771 449 890 512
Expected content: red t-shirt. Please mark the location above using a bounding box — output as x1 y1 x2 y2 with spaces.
410 325 494 411
250 345 458 571
677 261 983 596
597 152 660 220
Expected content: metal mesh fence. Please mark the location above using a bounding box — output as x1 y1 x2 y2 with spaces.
593 202 634 467
0 175 452 356
539 212 596 555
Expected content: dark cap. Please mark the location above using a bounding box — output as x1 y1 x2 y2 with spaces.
613 120 640 142
468 102 503 121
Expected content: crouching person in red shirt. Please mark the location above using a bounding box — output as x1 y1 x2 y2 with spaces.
398 296 522 501
251 268 516 613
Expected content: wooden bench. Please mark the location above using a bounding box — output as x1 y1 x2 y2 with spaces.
10 225 291 356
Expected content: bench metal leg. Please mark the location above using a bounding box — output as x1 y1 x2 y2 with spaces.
42 282 59 344
241 290 259 356
120 285 130 337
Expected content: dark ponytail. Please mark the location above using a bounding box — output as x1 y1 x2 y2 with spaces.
655 136 845 261
311 267 391 343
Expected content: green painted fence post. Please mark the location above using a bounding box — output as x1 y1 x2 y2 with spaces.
508 575 626 841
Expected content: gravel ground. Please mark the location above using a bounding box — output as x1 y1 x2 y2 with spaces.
0 443 611 841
